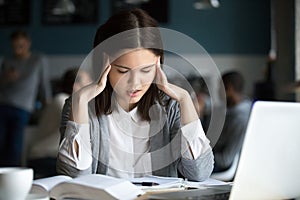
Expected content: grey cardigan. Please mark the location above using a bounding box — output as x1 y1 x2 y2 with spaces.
56 96 214 181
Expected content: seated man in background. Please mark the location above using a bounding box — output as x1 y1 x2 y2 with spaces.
27 68 91 178
213 71 252 173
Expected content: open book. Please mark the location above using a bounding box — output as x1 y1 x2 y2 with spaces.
29 174 144 200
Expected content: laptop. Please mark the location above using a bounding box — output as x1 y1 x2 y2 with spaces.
229 101 300 200
148 101 300 200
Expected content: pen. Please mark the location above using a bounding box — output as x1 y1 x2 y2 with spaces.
132 182 159 186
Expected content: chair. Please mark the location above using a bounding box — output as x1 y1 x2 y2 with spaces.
210 153 240 182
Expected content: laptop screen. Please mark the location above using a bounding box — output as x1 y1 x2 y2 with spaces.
230 101 300 200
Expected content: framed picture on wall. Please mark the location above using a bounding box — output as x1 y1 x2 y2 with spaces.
42 0 98 25
0 0 30 25
111 0 169 24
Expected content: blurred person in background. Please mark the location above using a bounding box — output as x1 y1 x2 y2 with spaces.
213 71 252 173
0 30 52 166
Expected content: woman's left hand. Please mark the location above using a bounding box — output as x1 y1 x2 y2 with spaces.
155 58 199 125
155 58 189 103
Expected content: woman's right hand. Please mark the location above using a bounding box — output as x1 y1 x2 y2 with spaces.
75 65 111 103
71 64 111 123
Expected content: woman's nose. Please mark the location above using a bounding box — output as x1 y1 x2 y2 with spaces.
127 71 140 87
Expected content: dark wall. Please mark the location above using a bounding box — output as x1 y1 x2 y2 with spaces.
0 0 270 55
273 0 295 101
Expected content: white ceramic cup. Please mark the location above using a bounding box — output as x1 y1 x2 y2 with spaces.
0 167 33 200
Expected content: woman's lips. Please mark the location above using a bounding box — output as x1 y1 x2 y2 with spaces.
128 90 140 97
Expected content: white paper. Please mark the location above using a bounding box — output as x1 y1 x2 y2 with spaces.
129 175 184 190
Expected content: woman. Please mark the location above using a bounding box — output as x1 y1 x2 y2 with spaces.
57 8 213 181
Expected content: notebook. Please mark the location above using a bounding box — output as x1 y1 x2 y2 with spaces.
229 101 300 200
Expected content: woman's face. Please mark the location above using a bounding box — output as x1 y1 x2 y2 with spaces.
109 49 158 111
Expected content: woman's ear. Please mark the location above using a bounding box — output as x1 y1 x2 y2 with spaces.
156 56 161 67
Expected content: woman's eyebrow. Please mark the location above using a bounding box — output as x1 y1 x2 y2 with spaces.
113 64 130 70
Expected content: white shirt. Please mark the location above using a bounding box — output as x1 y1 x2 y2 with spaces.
59 104 211 178
107 104 152 178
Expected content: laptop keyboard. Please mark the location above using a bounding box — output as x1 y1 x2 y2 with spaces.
198 191 230 200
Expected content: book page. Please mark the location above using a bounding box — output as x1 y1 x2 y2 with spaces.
186 178 232 189
30 175 72 194
50 174 144 200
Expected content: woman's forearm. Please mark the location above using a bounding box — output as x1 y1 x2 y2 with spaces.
178 91 199 126
70 94 89 124
68 94 90 155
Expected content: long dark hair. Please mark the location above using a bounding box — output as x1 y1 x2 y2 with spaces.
93 8 165 121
